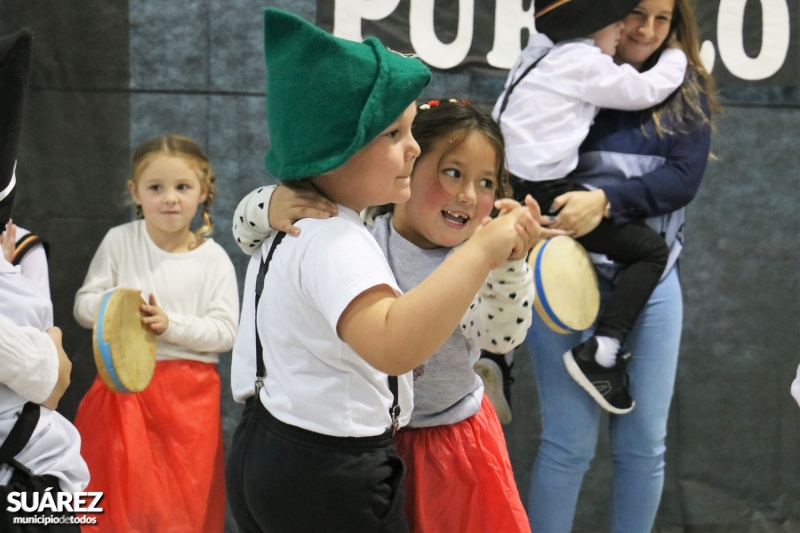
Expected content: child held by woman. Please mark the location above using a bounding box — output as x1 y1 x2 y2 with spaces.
492 0 689 414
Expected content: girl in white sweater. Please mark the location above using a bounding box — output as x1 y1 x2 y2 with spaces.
73 135 238 533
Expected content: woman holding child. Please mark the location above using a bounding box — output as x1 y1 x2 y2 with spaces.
523 0 721 531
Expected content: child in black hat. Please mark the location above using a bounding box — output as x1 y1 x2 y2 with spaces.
0 29 50 299
491 0 688 415
226 9 540 533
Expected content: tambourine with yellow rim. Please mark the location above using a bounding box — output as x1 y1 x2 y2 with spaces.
92 288 157 393
528 235 600 334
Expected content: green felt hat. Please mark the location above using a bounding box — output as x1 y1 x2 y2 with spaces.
262 8 431 181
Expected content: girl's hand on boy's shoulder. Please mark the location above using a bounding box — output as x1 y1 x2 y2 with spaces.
270 182 338 237
140 294 169 335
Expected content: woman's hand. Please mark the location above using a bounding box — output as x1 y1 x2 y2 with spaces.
269 182 338 236
1 219 17 263
141 294 169 335
550 189 608 237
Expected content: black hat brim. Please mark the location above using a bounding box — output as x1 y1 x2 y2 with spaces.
0 27 33 217
535 0 641 42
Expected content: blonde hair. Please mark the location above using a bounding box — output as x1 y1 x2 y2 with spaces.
640 0 722 136
130 135 217 239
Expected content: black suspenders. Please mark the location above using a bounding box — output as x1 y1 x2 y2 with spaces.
0 401 40 475
495 52 547 125
253 232 286 398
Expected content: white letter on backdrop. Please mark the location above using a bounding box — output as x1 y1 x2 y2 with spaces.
487 0 534 69
717 0 789 80
333 0 402 42
409 0 474 69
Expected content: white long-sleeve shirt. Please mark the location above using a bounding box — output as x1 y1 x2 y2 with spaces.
0 318 57 405
1 225 51 299
493 33 687 182
0 257 89 492
74 220 239 363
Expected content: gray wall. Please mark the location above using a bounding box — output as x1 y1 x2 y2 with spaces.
1 1 798 531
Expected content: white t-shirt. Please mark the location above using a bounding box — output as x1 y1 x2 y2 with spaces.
231 206 413 437
74 220 239 363
494 33 687 182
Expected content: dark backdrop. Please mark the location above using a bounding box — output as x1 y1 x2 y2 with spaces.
1 1 798 531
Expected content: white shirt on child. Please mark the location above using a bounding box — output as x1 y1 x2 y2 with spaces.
73 220 239 364
230 206 414 438
0 258 90 493
493 32 688 182
8 226 51 299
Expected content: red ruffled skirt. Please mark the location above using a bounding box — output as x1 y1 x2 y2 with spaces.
74 360 225 533
394 396 530 533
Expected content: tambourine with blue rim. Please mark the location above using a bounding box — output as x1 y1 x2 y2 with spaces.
528 236 600 334
92 288 156 393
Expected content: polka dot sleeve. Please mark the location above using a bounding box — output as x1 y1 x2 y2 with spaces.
232 186 277 255
459 257 534 353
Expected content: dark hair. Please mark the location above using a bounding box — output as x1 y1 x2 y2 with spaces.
130 135 217 238
412 99 513 199
639 0 722 136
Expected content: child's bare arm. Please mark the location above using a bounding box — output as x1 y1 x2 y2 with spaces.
338 207 534 375
233 183 337 254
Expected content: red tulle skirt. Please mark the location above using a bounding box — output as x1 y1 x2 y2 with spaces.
394 397 530 533
74 360 225 533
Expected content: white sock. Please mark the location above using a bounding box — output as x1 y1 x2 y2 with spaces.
594 336 620 368
504 352 514 366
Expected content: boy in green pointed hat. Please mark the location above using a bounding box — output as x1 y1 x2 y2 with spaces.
226 8 539 532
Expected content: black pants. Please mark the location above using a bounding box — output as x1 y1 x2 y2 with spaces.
225 398 408 533
514 177 668 342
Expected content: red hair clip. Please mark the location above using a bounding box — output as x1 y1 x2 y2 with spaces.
419 98 470 111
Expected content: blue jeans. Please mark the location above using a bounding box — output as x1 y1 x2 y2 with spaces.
526 267 683 533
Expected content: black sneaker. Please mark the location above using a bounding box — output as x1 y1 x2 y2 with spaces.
474 351 515 424
563 337 634 414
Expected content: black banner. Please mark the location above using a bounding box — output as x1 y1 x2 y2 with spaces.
317 0 798 86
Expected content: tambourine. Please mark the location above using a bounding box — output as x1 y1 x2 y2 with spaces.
528 236 600 334
93 288 156 393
